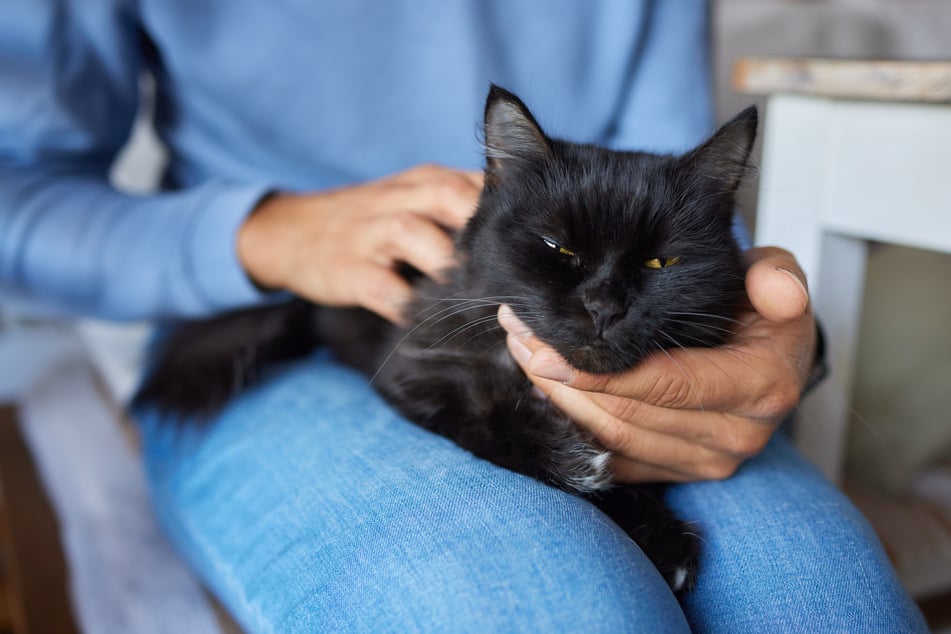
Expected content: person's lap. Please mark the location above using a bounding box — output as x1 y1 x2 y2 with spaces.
668 432 925 632
135 351 925 633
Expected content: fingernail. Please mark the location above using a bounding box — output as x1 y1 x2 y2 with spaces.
776 267 808 296
498 305 532 338
529 348 572 384
506 333 532 367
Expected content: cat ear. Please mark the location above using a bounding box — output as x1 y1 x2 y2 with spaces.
483 84 554 182
680 105 758 195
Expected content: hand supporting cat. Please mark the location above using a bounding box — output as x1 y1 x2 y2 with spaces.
499 246 815 484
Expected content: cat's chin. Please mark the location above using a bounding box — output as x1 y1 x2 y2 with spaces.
560 343 644 376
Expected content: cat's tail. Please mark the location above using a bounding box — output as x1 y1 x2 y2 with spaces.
132 299 320 422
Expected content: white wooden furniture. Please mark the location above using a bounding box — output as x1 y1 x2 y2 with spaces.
737 57 951 485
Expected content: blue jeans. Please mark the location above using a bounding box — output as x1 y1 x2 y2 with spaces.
136 351 927 633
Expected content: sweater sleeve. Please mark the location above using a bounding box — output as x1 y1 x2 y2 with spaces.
0 0 272 320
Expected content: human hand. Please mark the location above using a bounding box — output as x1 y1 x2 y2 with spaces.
498 246 816 483
238 165 483 322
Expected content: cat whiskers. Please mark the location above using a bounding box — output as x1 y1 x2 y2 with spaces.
425 308 547 352
662 318 751 342
649 335 705 413
367 295 538 384
423 313 503 350
680 521 707 544
656 326 812 432
668 311 747 328
663 313 800 381
410 293 539 343
414 296 534 343
366 299 495 384
413 293 529 313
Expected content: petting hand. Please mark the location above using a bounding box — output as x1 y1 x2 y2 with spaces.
498 246 816 483
238 164 483 323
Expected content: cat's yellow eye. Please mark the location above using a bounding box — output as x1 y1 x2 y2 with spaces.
542 237 576 257
644 256 682 269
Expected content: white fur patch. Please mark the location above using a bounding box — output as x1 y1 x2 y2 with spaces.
671 567 689 592
564 448 613 493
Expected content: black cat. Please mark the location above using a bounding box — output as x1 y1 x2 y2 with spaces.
135 86 757 593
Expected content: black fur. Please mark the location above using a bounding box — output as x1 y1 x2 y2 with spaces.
134 85 758 593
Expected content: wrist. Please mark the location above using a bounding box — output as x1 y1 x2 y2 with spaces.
237 191 298 291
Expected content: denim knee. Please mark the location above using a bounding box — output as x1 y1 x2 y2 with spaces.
136 356 692 633
285 476 689 633
669 435 928 633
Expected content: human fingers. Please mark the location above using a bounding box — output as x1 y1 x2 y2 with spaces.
238 168 479 320
536 375 767 481
341 263 414 324
505 331 774 463
604 410 774 481
498 304 803 421
370 211 457 281
609 457 692 483
462 170 485 190
507 336 765 482
744 246 810 323
610 455 734 484
395 164 483 229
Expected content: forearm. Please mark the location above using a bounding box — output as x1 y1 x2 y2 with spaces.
0 168 273 320
0 0 275 320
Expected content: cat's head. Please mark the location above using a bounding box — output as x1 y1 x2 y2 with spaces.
460 85 757 374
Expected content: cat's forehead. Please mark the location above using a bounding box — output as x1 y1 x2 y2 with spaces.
534 149 676 237
565 146 673 200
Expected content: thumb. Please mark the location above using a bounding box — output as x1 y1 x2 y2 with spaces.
744 246 810 323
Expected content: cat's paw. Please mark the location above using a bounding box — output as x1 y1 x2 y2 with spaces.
640 521 702 594
587 484 702 594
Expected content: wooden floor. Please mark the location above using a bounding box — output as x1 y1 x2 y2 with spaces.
0 406 80 634
1 502 13 634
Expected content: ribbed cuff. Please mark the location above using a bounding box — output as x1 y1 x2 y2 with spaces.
184 182 276 312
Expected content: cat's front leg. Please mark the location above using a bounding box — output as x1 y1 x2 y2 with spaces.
502 398 701 593
453 399 615 495
529 405 615 495
588 484 701 594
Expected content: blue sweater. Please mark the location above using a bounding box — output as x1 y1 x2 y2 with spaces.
0 0 713 320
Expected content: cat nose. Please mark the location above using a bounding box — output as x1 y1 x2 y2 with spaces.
586 299 626 337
